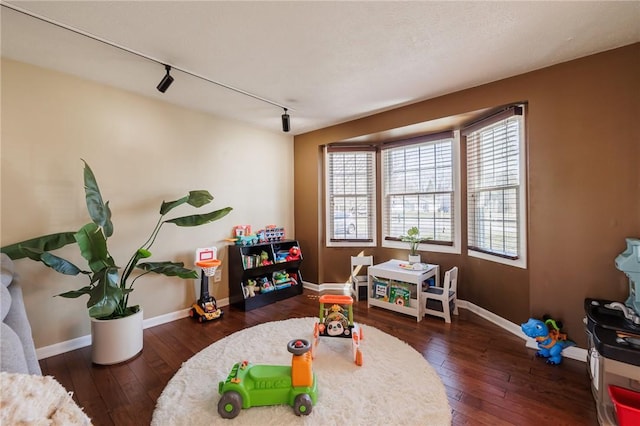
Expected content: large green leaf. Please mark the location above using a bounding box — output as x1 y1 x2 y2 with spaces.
74 223 115 273
159 195 187 215
164 207 232 227
87 267 122 319
186 190 214 208
1 232 76 260
82 160 113 238
137 261 198 279
41 252 86 276
159 190 213 215
58 286 93 298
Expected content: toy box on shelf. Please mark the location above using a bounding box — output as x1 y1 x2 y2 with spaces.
229 239 303 311
257 225 286 243
229 225 286 246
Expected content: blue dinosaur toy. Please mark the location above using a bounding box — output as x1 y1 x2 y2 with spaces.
521 316 575 365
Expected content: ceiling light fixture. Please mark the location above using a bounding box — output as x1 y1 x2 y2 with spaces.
282 108 290 132
2 2 293 132
156 65 174 93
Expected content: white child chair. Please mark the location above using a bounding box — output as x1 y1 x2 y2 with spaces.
423 266 458 323
350 255 373 301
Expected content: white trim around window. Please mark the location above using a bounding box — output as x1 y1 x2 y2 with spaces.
465 106 527 269
381 131 461 255
324 145 377 248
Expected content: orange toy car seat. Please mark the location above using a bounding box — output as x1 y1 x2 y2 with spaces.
291 350 313 388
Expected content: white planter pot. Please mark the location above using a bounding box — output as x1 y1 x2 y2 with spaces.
408 254 421 264
91 309 143 365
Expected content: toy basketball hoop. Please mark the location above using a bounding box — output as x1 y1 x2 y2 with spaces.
191 247 224 322
197 259 221 277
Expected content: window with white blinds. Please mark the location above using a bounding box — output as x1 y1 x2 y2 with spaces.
325 146 376 245
382 132 455 246
464 106 526 266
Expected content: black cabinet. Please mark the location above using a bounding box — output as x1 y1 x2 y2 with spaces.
228 240 303 311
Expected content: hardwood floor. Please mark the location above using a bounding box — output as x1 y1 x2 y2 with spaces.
40 293 598 425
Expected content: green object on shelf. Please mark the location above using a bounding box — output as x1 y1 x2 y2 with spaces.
390 285 411 306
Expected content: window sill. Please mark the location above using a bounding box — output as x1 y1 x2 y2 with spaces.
468 249 527 269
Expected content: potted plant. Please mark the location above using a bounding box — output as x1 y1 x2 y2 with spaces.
1 160 232 364
401 226 423 264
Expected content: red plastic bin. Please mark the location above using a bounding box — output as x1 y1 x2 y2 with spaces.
608 385 640 426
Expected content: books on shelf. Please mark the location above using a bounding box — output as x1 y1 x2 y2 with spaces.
242 254 262 269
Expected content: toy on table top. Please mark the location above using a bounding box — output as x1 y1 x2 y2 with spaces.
217 338 318 419
189 247 223 322
312 294 363 366
520 315 575 365
398 262 429 271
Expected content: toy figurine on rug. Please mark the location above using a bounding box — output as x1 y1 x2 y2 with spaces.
521 315 575 365
312 294 363 366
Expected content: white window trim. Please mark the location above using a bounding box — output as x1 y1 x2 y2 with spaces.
467 111 527 269
381 131 461 255
324 146 377 248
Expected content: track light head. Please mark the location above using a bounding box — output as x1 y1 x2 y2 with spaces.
281 108 290 132
156 65 174 93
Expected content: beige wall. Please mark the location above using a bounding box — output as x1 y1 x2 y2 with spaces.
1 59 295 349
294 43 640 347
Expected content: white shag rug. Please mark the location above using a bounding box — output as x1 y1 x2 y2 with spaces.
0 372 92 425
152 317 451 426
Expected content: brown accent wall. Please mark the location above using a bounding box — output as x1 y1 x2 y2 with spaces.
293 43 640 347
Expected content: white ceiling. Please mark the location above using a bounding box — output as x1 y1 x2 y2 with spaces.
2 1 639 135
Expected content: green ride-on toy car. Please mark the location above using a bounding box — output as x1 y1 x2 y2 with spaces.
217 338 318 419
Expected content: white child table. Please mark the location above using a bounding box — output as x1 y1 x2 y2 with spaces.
367 259 440 322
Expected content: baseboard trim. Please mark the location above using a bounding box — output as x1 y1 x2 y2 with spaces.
302 281 349 293
35 297 230 360
459 300 587 362
36 289 586 364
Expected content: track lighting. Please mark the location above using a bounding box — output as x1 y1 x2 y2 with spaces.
281 108 290 132
156 65 174 93
2 2 294 128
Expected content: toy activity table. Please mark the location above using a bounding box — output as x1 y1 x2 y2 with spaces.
367 259 440 322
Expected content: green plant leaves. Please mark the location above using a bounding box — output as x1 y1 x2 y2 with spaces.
82 160 113 238
86 267 122 319
41 252 86 276
75 223 115 273
159 190 213 215
186 190 214 208
137 261 198 279
0 232 77 260
58 285 93 299
137 248 152 258
164 207 232 227
1 160 232 321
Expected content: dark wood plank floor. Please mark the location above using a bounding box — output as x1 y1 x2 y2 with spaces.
40 293 598 425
